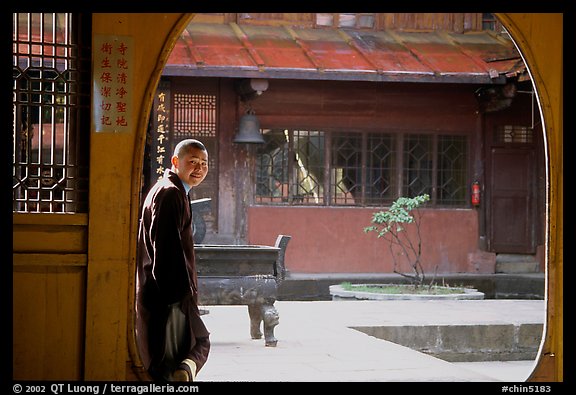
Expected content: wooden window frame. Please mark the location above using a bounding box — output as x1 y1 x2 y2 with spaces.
12 12 91 214
256 129 469 208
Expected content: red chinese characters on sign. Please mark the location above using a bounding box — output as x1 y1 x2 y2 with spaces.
93 35 133 132
153 85 171 180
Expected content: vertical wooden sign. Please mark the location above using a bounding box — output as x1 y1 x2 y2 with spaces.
152 80 171 181
93 35 134 132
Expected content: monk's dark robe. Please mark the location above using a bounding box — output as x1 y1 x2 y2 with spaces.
135 169 210 380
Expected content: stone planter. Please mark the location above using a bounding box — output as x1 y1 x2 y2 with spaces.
329 283 485 301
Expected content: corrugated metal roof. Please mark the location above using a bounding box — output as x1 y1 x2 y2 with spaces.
165 23 526 84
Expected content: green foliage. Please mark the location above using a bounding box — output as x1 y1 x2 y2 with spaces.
364 194 430 237
364 194 432 287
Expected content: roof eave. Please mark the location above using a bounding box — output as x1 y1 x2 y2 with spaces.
162 66 508 84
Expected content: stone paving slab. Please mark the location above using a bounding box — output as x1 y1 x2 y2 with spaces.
196 300 544 382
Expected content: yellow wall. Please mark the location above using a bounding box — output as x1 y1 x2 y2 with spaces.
86 13 193 380
13 214 88 379
496 13 563 382
12 13 563 381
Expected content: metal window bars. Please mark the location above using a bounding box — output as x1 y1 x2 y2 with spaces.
12 13 90 213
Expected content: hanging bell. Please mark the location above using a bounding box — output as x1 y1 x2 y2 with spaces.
233 112 265 144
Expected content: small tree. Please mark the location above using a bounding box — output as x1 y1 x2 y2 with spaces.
364 194 432 289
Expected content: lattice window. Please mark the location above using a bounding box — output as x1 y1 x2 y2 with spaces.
256 130 468 207
173 93 217 139
12 13 90 213
256 129 290 202
495 125 533 144
403 135 433 198
331 132 362 205
365 134 396 205
438 136 468 205
171 92 218 182
293 130 324 204
256 129 324 205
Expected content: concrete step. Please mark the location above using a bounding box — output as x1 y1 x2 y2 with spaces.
496 254 540 274
353 322 543 362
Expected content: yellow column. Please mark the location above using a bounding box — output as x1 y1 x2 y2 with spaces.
498 13 563 382
85 13 191 380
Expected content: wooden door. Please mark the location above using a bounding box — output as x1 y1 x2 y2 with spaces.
487 131 537 253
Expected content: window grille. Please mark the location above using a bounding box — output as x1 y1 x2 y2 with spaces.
12 13 90 213
256 129 290 203
173 93 217 139
293 130 324 204
403 134 433 198
495 125 533 144
404 134 468 206
437 136 468 205
256 129 324 205
256 130 468 207
331 132 362 205
365 134 396 205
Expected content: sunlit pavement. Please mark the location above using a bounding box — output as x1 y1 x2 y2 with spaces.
197 299 544 382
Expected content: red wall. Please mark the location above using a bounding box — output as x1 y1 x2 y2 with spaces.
247 206 482 274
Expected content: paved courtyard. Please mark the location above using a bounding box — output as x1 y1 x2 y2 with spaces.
197 299 544 382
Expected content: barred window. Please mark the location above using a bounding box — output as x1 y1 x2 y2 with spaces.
256 129 324 205
12 13 91 213
173 93 217 139
256 129 289 202
366 134 397 204
256 129 468 207
404 134 433 198
437 136 468 205
293 130 324 204
494 125 533 144
331 132 362 205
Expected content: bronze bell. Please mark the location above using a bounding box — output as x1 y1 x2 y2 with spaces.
233 112 265 144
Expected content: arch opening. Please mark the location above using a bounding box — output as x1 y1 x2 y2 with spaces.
129 12 556 382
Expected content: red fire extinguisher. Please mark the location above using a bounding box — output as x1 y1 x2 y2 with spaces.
471 182 481 206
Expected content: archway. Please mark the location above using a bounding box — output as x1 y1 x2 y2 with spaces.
128 12 561 382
